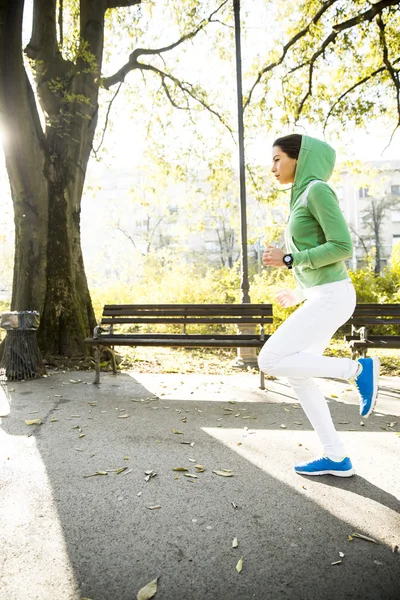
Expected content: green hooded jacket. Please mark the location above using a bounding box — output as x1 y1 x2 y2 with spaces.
286 135 353 289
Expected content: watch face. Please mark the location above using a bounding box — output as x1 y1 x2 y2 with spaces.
284 255 291 264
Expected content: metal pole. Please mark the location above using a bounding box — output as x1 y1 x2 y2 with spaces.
233 0 250 304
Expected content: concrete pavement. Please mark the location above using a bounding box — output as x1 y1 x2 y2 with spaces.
0 370 399 600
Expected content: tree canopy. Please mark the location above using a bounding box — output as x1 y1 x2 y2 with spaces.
0 0 399 357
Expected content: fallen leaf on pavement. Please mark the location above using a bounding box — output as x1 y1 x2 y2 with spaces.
352 532 378 544
137 577 159 600
116 467 128 474
232 537 239 548
84 471 108 478
148 505 161 510
213 470 233 477
24 419 41 425
172 429 184 434
173 467 189 472
331 560 342 566
236 557 243 573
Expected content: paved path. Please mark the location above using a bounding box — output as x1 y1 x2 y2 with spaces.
1 371 399 600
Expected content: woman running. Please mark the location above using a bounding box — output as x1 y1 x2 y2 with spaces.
258 133 380 477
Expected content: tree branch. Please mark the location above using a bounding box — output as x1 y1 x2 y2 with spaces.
107 0 141 8
377 13 400 147
349 224 369 255
105 53 234 136
332 0 400 33
103 0 229 88
93 82 123 157
322 62 400 132
290 0 400 122
25 0 60 61
58 0 63 47
244 0 339 110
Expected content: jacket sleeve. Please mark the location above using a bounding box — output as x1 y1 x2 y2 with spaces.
292 183 353 269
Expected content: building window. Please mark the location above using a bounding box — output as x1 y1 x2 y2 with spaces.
391 185 400 196
359 187 369 198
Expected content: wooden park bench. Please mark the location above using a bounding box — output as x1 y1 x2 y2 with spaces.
344 303 400 359
84 303 273 389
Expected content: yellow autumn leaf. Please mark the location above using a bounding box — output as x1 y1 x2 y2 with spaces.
137 577 158 600
330 394 339 398
213 470 233 477
236 557 243 573
172 429 184 434
84 471 108 478
172 467 189 472
24 418 41 425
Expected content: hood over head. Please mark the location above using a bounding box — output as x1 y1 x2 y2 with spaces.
292 135 336 204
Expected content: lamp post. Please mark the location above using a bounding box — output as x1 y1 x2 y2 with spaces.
233 0 258 369
233 0 250 304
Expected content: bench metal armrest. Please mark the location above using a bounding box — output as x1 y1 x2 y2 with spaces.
351 324 367 341
93 324 113 339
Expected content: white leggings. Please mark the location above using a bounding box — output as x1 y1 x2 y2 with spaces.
258 279 358 461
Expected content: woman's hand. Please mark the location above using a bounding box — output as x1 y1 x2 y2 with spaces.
275 288 305 308
262 245 285 268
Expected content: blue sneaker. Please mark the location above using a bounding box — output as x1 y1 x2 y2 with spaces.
350 357 380 417
294 456 355 477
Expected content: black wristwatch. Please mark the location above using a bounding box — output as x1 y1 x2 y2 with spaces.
283 254 294 269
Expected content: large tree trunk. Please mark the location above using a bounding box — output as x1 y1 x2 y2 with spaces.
0 0 99 358
0 0 48 313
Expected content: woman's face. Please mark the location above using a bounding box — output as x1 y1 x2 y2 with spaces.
271 146 297 185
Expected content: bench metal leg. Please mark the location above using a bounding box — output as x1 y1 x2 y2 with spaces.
94 346 101 385
259 369 265 390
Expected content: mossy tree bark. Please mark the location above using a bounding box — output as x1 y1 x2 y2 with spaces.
0 0 140 358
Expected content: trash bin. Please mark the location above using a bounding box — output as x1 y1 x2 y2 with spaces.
0 311 46 382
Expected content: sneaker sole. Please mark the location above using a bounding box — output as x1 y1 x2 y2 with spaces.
294 468 355 477
361 356 380 418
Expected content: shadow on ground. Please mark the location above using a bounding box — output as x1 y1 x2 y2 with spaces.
1 371 399 600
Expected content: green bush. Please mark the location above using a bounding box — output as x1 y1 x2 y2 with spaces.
90 247 400 338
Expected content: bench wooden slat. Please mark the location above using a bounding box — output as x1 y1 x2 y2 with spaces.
85 337 265 347
102 306 272 317
101 317 272 325
350 318 400 325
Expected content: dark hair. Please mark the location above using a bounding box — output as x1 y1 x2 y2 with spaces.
273 134 302 159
